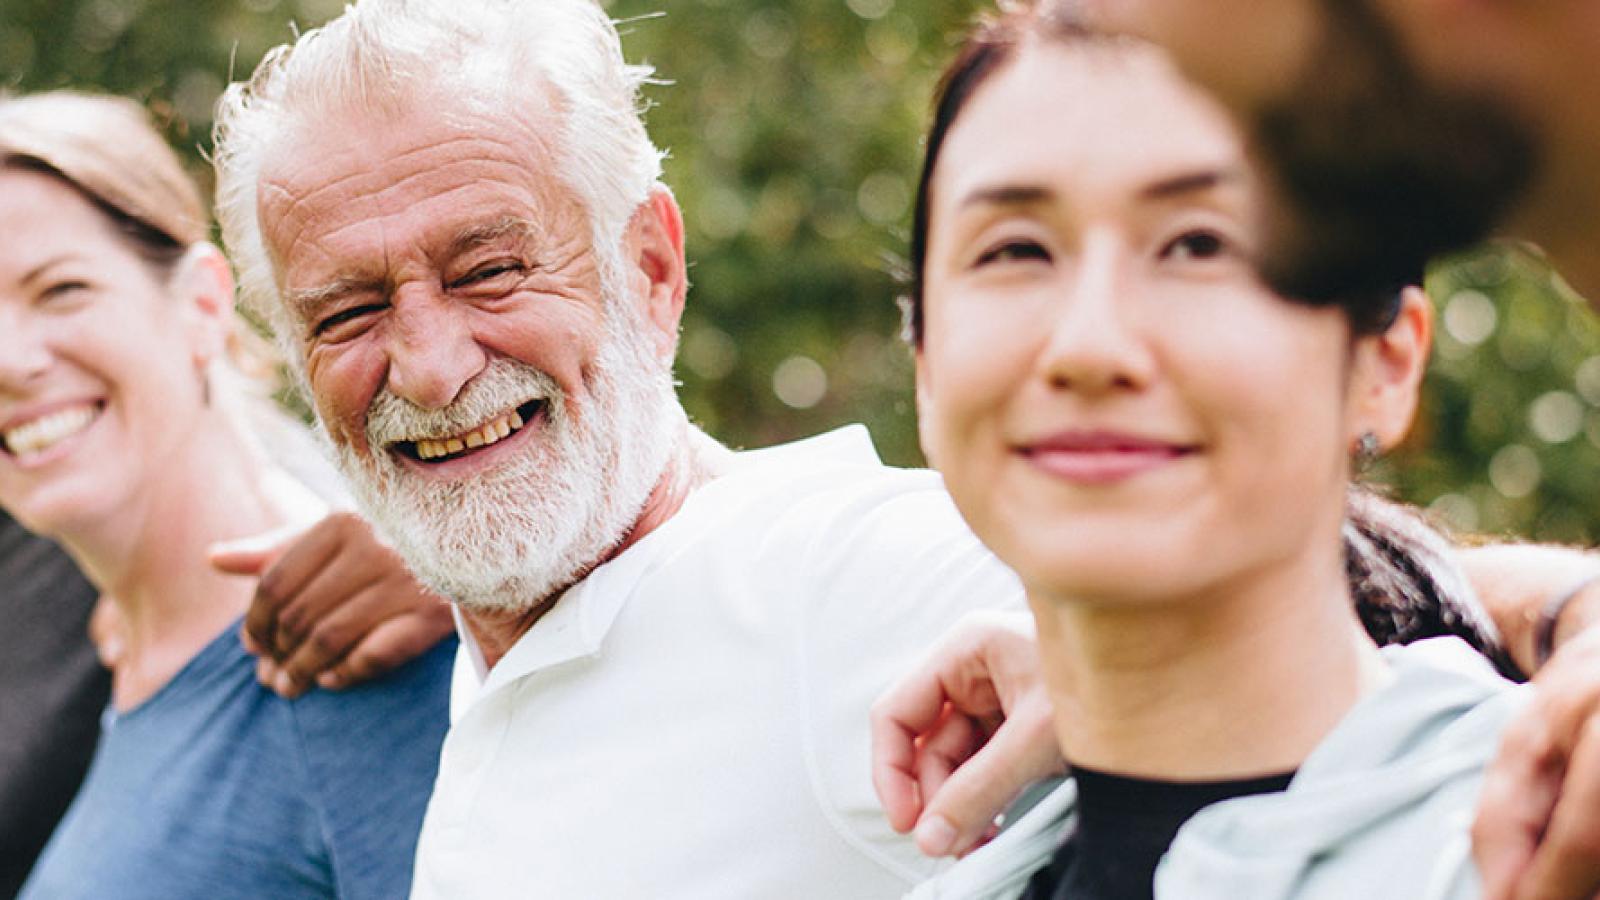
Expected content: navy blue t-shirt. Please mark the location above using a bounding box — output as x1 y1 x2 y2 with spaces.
21 619 455 900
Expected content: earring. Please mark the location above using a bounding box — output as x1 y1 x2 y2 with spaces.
1354 431 1381 470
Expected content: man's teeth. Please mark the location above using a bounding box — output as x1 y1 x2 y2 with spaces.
4 405 96 457
415 409 526 460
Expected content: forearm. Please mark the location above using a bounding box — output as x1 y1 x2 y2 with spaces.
1454 542 1600 675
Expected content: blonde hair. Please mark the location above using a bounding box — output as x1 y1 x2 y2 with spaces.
0 90 339 492
0 91 206 263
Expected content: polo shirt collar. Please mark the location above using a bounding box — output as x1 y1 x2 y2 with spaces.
450 424 883 715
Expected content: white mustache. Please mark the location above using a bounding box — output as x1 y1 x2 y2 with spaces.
364 357 562 449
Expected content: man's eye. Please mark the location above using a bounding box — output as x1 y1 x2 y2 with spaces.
450 262 525 289
313 304 385 337
1160 230 1231 263
975 241 1051 267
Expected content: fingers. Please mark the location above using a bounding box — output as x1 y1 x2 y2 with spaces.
916 689 1063 857
266 575 411 696
916 709 982 818
208 523 303 575
247 513 452 699
1474 708 1560 899
871 625 1007 833
869 742 923 836
266 542 387 661
871 682 947 833
1478 626 1600 900
870 611 1039 838
315 604 455 691
1514 717 1600 900
232 518 338 657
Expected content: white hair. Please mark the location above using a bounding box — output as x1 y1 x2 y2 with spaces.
212 0 664 342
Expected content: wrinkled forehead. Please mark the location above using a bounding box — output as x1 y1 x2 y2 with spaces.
256 87 572 286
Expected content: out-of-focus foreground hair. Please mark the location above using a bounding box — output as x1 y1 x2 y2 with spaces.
902 0 1403 344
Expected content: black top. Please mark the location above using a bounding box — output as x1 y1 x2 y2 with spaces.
0 512 104 899
1020 766 1296 900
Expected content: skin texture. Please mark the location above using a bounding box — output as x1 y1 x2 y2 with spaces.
900 37 1431 853
256 85 695 667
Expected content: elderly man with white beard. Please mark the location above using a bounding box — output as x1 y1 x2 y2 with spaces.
209 0 1025 896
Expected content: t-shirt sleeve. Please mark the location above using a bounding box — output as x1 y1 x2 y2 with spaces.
792 472 1029 884
290 636 457 900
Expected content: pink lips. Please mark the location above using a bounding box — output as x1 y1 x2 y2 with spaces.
1018 430 1195 485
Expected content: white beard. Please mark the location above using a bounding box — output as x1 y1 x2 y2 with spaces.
327 296 681 616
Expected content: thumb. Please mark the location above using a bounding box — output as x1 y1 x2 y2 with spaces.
916 700 1064 856
208 524 303 575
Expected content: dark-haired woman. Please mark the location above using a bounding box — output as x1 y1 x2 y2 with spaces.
901 14 1522 900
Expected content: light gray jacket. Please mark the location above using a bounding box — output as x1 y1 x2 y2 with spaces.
908 637 1526 900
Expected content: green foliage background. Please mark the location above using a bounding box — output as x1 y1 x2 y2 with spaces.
5 0 1597 543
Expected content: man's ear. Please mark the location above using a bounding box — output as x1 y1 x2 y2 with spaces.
173 243 237 371
1348 286 1433 452
624 187 688 361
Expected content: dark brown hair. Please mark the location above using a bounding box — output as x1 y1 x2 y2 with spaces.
902 2 1404 345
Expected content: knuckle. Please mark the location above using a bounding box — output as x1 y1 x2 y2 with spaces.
275 609 307 645
1503 716 1559 767
346 651 391 679
308 623 352 659
255 568 289 605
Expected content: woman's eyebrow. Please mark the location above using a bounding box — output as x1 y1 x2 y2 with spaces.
959 183 1054 209
1140 166 1246 201
19 253 80 287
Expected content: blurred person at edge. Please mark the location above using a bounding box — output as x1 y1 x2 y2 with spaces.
873 4 1600 899
1077 0 1600 309
0 92 455 899
208 0 1040 895
899 11 1520 898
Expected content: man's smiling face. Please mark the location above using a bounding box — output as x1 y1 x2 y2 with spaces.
255 88 678 612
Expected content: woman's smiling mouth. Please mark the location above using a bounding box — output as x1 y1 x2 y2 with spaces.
1 401 104 462
1017 430 1199 485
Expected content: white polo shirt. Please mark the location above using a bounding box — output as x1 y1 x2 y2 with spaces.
410 426 1026 899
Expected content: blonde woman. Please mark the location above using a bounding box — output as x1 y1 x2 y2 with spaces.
1 92 452 899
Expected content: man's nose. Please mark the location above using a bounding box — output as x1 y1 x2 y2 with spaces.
381 289 488 411
1036 237 1156 395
